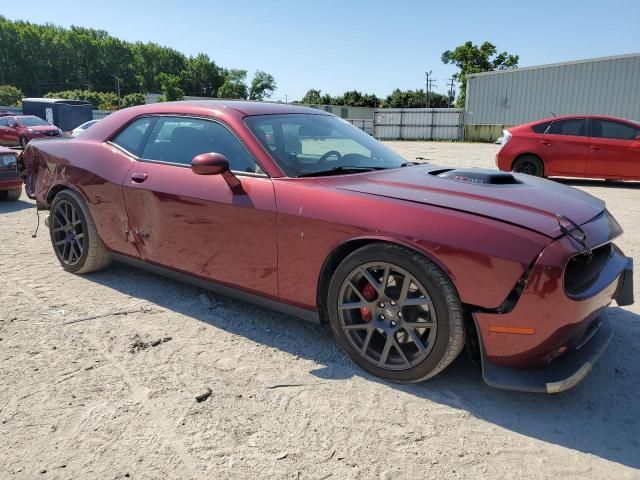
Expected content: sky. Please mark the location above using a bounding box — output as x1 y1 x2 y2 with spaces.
2 0 639 101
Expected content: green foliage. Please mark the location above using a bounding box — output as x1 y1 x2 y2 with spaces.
158 73 184 101
217 69 248 99
183 53 223 97
0 84 23 106
300 89 380 107
120 92 145 108
249 71 276 101
301 89 323 104
0 15 267 103
442 41 519 107
44 89 118 109
382 89 449 108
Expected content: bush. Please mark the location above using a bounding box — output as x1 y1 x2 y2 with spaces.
44 90 120 110
120 93 145 108
0 85 23 106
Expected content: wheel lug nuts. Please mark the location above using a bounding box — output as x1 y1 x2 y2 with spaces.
380 315 385 320
390 321 396 327
390 301 396 306
380 302 385 307
398 312 402 318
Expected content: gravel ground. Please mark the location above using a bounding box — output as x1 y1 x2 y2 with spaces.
1 142 639 479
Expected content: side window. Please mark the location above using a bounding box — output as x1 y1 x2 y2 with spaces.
141 116 260 173
547 119 586 137
0 118 8 127
112 117 154 156
531 121 551 134
593 120 640 141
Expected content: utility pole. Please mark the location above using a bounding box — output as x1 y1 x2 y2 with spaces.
285 94 288 104
115 77 121 109
425 71 431 108
447 78 456 107
425 71 437 108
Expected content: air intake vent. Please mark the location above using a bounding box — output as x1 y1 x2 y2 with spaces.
430 169 522 186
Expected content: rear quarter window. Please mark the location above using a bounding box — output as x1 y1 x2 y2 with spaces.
547 118 586 137
111 117 154 156
531 121 551 134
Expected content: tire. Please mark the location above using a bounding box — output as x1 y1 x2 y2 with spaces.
327 243 465 383
19 137 28 150
512 155 544 177
49 189 111 273
3 186 22 201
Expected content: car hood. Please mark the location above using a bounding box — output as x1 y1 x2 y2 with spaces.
317 164 605 238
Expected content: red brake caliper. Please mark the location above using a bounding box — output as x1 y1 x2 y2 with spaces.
359 282 377 322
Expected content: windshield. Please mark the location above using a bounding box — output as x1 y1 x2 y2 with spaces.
245 114 407 177
18 116 49 127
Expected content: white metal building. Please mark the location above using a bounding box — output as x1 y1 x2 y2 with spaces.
464 53 640 141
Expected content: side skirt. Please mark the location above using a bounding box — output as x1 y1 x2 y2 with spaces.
111 253 320 324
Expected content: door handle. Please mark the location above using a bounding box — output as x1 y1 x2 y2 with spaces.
541 141 552 147
131 172 148 183
590 145 601 151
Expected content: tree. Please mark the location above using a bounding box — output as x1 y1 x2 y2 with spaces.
217 69 248 99
249 71 276 101
183 53 223 97
300 89 323 104
382 89 449 108
158 73 184 101
339 90 380 107
442 41 519 107
0 84 23 105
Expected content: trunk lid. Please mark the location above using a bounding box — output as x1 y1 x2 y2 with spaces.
318 164 605 238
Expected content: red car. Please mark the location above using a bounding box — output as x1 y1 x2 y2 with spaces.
496 115 640 180
19 101 634 393
0 115 62 149
0 146 21 201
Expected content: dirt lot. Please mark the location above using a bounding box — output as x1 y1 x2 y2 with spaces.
1 142 639 479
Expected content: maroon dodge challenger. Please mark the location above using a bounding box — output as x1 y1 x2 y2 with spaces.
19 101 634 393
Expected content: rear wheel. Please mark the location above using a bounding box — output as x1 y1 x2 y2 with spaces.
3 186 22 201
49 190 111 273
327 243 465 383
512 155 544 177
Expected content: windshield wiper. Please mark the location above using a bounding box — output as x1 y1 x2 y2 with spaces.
298 165 384 177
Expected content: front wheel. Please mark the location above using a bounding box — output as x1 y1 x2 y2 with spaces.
49 190 111 273
327 243 465 383
512 155 544 177
19 137 28 150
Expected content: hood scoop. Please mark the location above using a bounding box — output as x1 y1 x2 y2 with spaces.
429 168 521 186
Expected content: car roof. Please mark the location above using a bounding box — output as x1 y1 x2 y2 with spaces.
135 100 330 117
526 114 638 125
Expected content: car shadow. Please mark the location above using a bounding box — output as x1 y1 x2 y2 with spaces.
88 262 640 469
0 198 34 213
555 178 640 189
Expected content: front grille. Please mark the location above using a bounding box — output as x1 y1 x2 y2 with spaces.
42 130 59 137
564 243 613 297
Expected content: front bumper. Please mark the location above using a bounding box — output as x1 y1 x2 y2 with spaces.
473 211 633 393
479 312 614 393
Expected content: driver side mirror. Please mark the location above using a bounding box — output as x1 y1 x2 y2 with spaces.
191 152 243 192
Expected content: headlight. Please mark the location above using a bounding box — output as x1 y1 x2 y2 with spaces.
27 128 35 133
